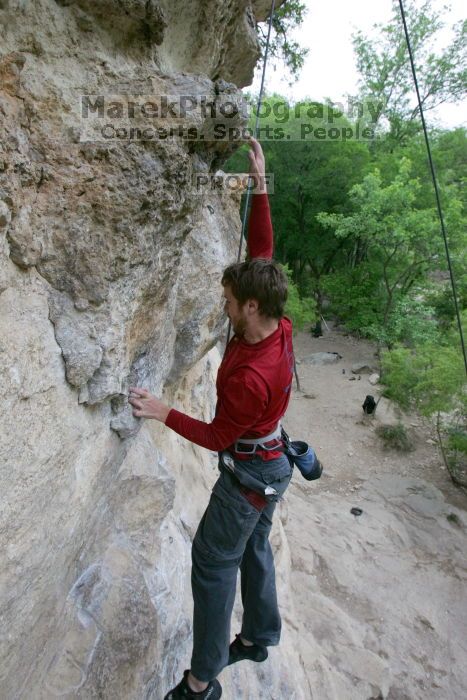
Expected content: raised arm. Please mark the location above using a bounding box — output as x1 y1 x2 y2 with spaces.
247 138 273 261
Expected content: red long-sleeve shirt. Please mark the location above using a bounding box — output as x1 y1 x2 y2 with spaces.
165 193 294 459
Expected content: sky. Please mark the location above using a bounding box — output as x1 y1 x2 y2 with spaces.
252 0 466 129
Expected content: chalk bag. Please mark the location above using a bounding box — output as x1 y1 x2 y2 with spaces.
287 441 323 481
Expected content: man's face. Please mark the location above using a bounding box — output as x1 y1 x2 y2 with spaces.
223 285 247 336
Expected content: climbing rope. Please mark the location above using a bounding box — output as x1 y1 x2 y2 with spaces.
398 0 467 376
225 0 276 347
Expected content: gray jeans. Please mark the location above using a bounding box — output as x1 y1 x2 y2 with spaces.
190 453 293 681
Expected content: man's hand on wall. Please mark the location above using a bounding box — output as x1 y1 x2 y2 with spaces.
248 137 267 194
128 387 170 422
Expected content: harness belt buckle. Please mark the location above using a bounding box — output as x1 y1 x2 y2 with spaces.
232 442 257 455
233 422 283 454
261 438 283 451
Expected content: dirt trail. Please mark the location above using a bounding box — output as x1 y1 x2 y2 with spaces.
286 328 464 505
277 328 467 700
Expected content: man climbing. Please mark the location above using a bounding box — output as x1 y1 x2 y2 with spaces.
129 138 295 700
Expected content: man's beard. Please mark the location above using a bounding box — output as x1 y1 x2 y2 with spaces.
232 316 247 337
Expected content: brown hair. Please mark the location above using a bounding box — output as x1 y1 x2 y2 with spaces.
222 259 288 319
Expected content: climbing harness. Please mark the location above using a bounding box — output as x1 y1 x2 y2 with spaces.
233 422 282 454
398 0 467 376
219 451 280 503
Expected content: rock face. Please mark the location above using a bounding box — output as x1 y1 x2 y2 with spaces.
0 1 284 697
302 352 342 365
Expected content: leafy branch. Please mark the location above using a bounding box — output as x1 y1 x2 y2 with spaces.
256 0 309 83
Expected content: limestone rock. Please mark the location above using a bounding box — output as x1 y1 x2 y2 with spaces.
3 3 436 700
0 51 26 96
369 373 380 385
0 199 11 229
253 0 287 21
302 351 342 365
285 473 467 700
0 1 266 696
352 361 375 374
55 0 169 45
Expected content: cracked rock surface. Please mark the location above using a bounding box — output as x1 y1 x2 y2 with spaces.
0 0 273 696
6 2 461 700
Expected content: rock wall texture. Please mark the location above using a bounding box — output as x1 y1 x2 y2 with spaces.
0 1 284 697
2 4 466 700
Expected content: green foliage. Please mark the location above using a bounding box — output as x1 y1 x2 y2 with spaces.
447 428 467 456
352 0 467 145
381 338 466 483
368 128 467 216
321 266 381 336
281 264 317 330
318 159 450 345
225 96 371 304
380 297 439 347
257 1 309 82
430 128 467 203
446 426 467 484
375 423 413 452
426 282 467 329
380 340 465 416
323 267 440 346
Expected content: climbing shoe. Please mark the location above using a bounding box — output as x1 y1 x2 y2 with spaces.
227 634 268 666
163 670 222 700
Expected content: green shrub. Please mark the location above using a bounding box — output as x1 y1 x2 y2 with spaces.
322 270 439 347
446 427 467 478
281 264 317 330
321 267 380 337
380 335 466 484
375 423 413 451
380 342 465 416
447 428 467 455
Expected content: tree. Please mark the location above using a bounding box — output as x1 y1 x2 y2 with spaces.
256 1 309 82
352 0 467 145
225 96 371 310
381 316 466 485
371 127 467 203
317 158 456 346
364 126 466 333
281 264 317 330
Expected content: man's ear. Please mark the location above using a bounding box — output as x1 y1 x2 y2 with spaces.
246 298 259 315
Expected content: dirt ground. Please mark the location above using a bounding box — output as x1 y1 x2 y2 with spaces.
275 327 467 700
286 327 466 509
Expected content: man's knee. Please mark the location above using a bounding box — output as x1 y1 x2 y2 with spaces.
192 534 242 571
